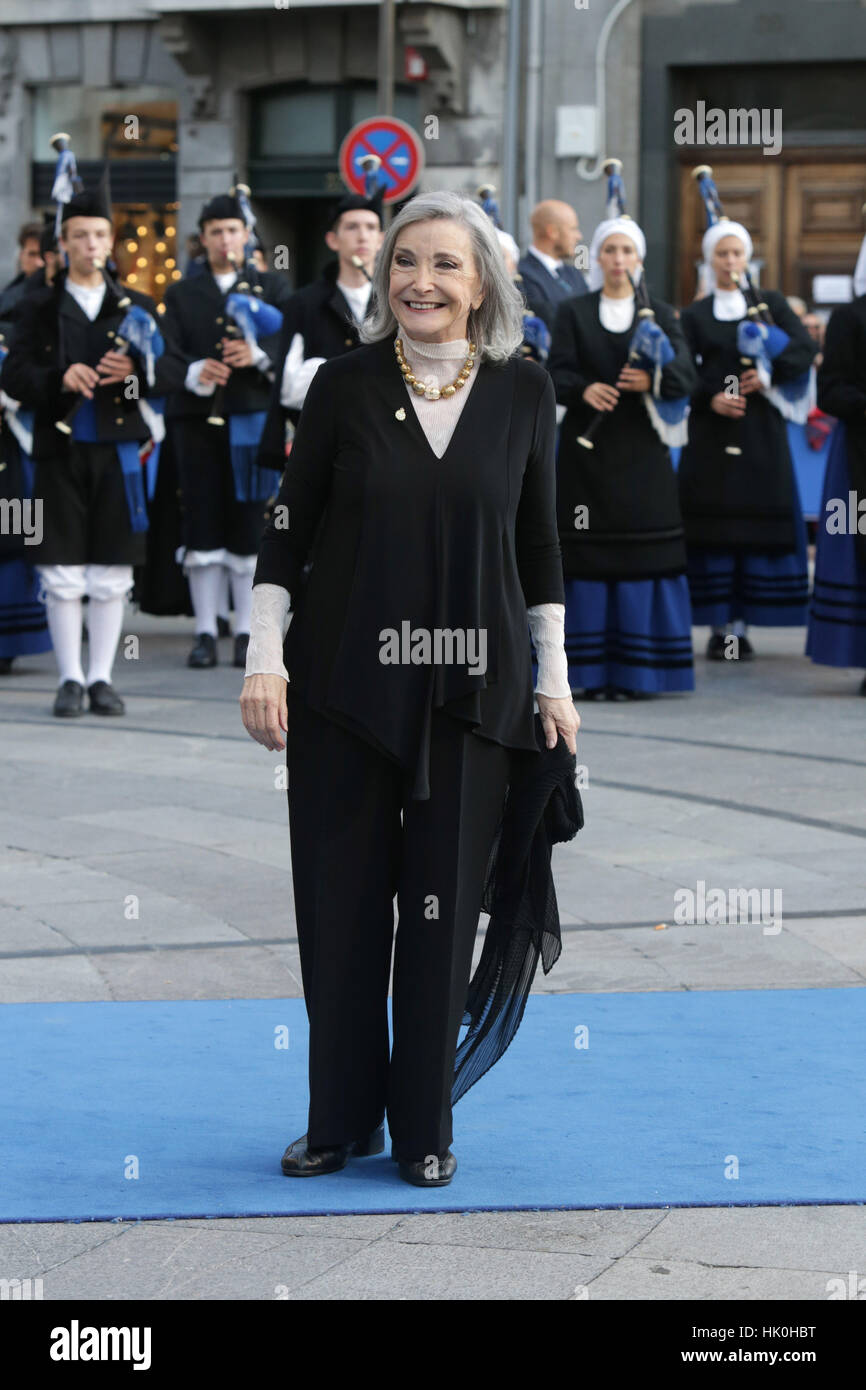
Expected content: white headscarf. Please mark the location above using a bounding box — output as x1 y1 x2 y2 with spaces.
587 217 646 292
700 220 754 291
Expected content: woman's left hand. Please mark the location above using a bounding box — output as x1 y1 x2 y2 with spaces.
536 693 580 754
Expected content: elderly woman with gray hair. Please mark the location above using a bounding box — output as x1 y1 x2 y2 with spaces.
239 190 579 1188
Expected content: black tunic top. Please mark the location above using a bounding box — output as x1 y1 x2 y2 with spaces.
677 289 816 552
818 295 866 568
253 334 565 799
548 290 696 580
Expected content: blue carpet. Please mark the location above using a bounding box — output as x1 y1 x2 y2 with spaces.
2 989 864 1221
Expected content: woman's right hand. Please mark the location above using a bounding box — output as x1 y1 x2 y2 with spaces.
583 381 620 412
710 389 747 418
239 673 289 751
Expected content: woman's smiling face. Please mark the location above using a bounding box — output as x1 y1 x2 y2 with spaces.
389 219 484 343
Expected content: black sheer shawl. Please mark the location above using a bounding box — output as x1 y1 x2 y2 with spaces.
453 714 584 1104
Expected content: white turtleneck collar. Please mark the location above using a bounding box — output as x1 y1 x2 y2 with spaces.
399 330 470 358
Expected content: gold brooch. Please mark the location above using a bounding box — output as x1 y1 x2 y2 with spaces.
395 407 406 420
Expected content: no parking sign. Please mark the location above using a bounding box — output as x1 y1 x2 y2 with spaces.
338 116 424 204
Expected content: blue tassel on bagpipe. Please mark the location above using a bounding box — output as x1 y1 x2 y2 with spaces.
628 317 690 448
117 305 165 389
225 293 283 348
736 319 813 424
521 312 551 363
116 441 149 533
228 411 281 502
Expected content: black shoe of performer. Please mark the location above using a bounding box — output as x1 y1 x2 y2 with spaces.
736 635 755 660
0 657 13 675
280 1123 385 1176
88 681 125 716
188 633 217 668
706 633 727 660
233 632 249 669
397 1150 457 1188
859 675 866 696
216 615 231 639
53 680 85 717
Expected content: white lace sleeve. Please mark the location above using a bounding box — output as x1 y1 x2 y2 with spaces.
245 582 291 681
527 602 571 698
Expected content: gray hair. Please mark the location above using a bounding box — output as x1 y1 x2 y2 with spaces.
358 190 525 363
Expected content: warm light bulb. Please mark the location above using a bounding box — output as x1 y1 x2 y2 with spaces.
127 273 138 283
156 302 166 315
136 257 148 268
155 273 166 284
136 225 148 237
155 241 166 253
126 241 138 253
165 225 176 237
164 258 176 269
171 269 181 280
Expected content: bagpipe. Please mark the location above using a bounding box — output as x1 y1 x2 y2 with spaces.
204 211 285 502
577 161 689 451
731 267 814 425
206 250 283 428
692 163 814 431
0 332 35 460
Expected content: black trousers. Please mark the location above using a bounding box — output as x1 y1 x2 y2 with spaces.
31 444 146 566
286 693 511 1163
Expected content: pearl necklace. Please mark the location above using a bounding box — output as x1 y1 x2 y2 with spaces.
394 336 477 400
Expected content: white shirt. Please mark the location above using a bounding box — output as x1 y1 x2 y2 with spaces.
64 278 106 321
337 277 372 324
599 292 635 333
527 245 568 279
712 287 748 321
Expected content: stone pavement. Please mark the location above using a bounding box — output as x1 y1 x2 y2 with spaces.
1 612 864 1300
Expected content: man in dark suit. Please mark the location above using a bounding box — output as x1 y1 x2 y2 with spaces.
255 193 382 473
517 200 588 330
159 191 293 669
0 190 185 716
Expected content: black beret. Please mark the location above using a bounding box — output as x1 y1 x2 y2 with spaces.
330 192 383 230
198 193 246 228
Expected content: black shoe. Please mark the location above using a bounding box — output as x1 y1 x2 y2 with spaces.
736 634 755 660
52 679 85 718
187 632 217 668
0 657 13 675
280 1123 385 1176
706 633 728 660
605 687 630 701
216 615 231 639
578 687 607 701
233 632 249 669
397 1150 457 1188
859 675 866 696
87 680 125 716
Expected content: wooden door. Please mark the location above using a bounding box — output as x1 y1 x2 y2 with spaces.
676 155 865 307
783 163 866 303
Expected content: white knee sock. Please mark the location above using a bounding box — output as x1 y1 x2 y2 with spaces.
228 566 253 636
187 564 223 637
85 596 126 687
44 595 86 686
